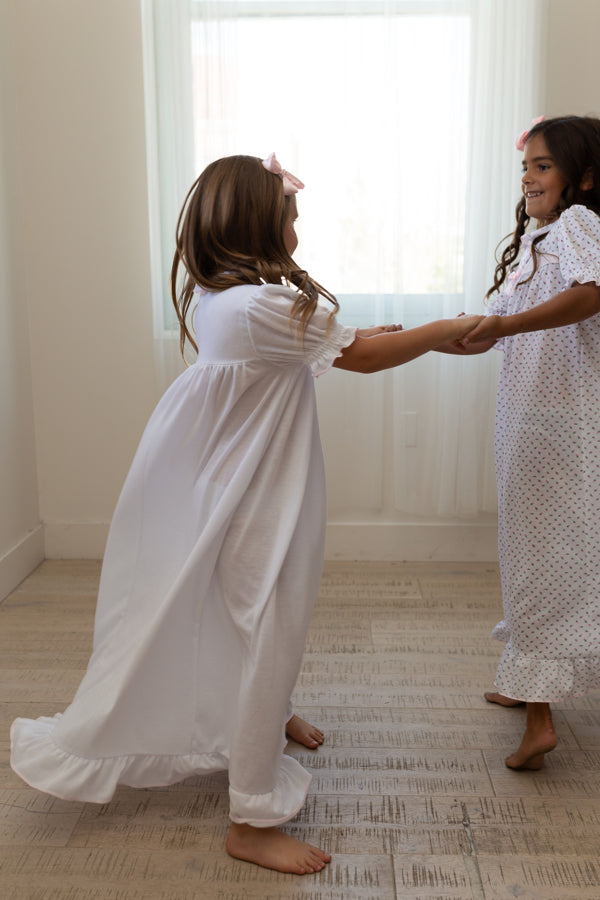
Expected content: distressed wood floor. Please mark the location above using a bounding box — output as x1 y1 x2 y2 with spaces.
2 560 600 899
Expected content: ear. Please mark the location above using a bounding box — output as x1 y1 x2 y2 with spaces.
580 168 594 191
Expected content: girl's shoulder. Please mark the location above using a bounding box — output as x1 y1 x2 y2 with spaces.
254 283 301 303
554 205 600 260
557 204 600 234
197 282 300 308
243 284 304 323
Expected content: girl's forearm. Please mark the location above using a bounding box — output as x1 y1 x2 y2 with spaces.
499 282 600 337
435 338 495 355
356 324 402 337
334 319 472 373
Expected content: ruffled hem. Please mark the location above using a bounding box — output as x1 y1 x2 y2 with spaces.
493 648 600 702
10 715 311 825
491 619 510 642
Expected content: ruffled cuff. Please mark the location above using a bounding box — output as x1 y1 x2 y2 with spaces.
307 322 357 377
228 755 312 826
564 267 600 289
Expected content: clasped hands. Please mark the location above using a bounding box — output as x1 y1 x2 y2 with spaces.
360 315 501 355
459 314 502 345
445 312 502 353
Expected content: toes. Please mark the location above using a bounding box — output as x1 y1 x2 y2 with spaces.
484 692 525 707
505 752 545 771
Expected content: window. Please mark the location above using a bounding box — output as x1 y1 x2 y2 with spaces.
143 0 545 524
190 1 469 314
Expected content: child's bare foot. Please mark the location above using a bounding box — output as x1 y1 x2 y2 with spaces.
226 823 331 874
484 691 525 707
286 714 324 749
505 702 558 770
505 732 557 770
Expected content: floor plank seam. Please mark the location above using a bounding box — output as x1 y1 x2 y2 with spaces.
461 801 486 900
390 846 398 900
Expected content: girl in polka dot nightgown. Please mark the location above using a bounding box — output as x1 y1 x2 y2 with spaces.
463 115 600 771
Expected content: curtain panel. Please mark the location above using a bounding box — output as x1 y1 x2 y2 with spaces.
142 0 546 528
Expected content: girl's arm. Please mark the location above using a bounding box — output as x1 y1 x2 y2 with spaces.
333 315 483 373
433 312 495 354
434 337 496 355
464 282 600 344
355 324 403 337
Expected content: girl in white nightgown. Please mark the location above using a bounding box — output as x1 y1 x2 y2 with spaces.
10 153 481 873
463 116 600 771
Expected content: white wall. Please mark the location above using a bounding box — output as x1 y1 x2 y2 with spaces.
7 0 157 567
546 0 599 118
0 0 598 584
0 1 44 598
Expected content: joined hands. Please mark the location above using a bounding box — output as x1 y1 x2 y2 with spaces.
461 314 503 345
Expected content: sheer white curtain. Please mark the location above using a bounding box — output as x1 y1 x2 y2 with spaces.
142 0 546 546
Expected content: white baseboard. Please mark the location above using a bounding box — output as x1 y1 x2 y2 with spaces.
324 521 498 562
0 526 45 600
41 520 498 563
44 523 110 560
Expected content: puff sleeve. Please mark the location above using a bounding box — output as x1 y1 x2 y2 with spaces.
245 284 357 375
557 204 600 288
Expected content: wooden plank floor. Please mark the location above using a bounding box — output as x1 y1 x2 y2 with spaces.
2 560 600 899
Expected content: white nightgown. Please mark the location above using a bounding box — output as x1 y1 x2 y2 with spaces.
10 283 356 825
488 205 600 702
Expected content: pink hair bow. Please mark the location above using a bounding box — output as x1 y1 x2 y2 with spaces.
262 152 305 195
515 115 546 151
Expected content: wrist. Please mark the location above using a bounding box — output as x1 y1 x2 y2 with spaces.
446 319 462 340
501 314 526 337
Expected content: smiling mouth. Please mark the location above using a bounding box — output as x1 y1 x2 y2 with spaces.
525 191 543 198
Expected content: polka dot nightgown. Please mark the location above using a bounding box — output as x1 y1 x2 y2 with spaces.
487 205 600 702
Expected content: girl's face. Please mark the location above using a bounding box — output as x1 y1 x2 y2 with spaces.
283 196 299 255
521 133 568 225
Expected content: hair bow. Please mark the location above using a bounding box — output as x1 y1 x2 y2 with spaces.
515 115 546 151
262 152 304 195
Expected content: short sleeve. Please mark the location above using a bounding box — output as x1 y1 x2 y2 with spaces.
245 285 357 376
556 205 600 288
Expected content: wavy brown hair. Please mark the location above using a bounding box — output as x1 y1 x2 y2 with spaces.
486 115 600 300
170 155 338 360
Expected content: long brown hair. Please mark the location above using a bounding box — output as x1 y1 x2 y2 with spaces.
486 115 600 299
170 155 338 360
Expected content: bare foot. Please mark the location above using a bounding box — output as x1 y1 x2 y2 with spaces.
505 702 558 770
286 714 324 749
226 823 331 874
484 691 525 707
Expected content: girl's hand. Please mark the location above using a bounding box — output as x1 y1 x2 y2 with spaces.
441 314 483 353
462 315 502 344
450 314 485 340
432 314 488 354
